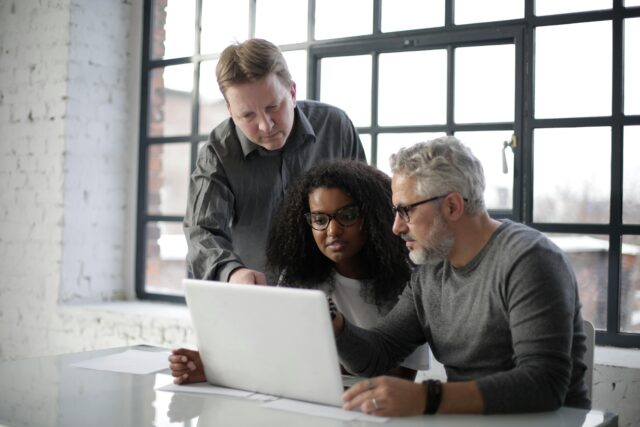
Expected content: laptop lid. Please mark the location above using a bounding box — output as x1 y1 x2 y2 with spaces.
183 279 344 407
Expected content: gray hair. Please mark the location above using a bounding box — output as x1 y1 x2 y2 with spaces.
389 136 486 215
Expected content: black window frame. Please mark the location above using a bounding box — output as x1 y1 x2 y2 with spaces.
136 0 640 348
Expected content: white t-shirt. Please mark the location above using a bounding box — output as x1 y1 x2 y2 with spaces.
326 271 430 371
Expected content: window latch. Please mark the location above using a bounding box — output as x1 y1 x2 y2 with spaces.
502 134 517 174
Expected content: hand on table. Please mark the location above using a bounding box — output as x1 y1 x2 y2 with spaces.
169 348 206 385
342 375 426 417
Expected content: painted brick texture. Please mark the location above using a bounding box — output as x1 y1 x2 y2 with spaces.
0 0 195 363
0 0 70 359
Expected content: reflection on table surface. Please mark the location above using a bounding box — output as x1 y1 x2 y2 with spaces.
0 346 618 427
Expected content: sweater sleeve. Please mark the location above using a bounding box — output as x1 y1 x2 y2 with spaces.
476 243 580 413
336 280 427 376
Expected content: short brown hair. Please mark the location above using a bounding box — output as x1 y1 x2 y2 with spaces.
215 38 292 98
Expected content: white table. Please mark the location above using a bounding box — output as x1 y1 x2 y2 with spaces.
0 346 618 427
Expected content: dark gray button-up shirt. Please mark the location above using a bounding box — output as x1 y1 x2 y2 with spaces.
184 100 366 282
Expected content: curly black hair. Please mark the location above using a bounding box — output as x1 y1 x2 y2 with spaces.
265 160 411 311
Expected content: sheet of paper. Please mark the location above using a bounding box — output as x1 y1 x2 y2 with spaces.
71 349 170 375
353 412 389 423
156 382 255 398
246 392 279 402
261 398 389 423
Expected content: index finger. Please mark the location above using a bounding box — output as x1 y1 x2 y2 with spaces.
254 272 267 285
342 378 373 401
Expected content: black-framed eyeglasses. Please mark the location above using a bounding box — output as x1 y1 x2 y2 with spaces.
304 204 360 231
392 193 468 223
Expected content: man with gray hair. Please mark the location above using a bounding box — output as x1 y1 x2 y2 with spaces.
335 136 590 415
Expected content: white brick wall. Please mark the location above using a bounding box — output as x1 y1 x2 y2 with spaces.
0 0 69 358
60 0 133 303
594 363 640 427
0 0 195 361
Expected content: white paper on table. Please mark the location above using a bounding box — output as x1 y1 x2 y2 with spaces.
246 392 279 402
353 412 390 423
260 398 389 423
156 382 255 399
71 349 171 375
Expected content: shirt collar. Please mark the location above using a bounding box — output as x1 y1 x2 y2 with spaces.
236 104 317 159
236 126 259 157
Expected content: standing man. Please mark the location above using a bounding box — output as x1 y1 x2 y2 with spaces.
336 136 590 415
184 38 366 284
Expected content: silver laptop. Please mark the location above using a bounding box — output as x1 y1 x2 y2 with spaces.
183 278 345 406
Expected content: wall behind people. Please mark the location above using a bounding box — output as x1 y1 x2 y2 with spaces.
0 0 194 360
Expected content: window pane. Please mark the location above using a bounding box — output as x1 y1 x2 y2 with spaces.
256 0 307 45
536 0 611 16
625 18 640 115
200 0 249 55
147 143 190 216
533 127 611 223
621 235 640 333
151 0 195 60
626 0 640 5
455 45 515 124
455 131 514 210
320 55 372 127
283 50 308 100
315 0 372 40
455 0 523 24
535 22 612 119
377 133 446 175
378 50 447 126
624 126 640 224
148 64 194 137
381 0 444 32
547 233 609 330
145 221 187 295
359 134 372 165
199 61 228 135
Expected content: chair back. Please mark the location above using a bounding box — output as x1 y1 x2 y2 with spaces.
582 320 595 400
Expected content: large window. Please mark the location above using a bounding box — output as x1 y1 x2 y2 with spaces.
138 0 640 347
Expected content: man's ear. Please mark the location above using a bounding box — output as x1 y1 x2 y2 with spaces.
290 81 297 103
442 192 465 221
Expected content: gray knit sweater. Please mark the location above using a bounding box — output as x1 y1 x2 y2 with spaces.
336 220 590 413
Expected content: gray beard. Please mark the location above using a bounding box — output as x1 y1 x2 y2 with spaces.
409 214 454 265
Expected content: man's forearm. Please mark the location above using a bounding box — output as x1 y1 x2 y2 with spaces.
335 317 401 377
437 381 484 414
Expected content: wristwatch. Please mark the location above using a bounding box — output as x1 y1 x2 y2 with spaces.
422 379 442 414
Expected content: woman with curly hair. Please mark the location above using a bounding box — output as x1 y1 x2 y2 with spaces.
265 159 429 379
169 160 429 384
